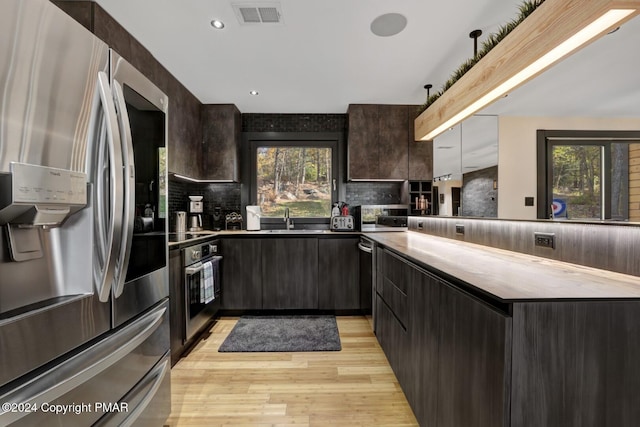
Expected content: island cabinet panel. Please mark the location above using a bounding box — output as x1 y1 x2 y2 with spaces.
375 294 412 390
406 266 440 427
437 283 511 427
510 301 640 427
378 249 410 327
318 237 360 310
262 238 319 309
376 246 510 427
221 239 262 310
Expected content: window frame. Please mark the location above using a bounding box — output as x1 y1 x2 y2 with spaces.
243 132 345 227
536 129 640 220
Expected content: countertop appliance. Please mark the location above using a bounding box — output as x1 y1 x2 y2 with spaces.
176 211 187 233
246 205 261 231
0 2 170 425
330 215 355 231
188 196 203 232
183 239 221 344
352 205 409 232
358 237 375 331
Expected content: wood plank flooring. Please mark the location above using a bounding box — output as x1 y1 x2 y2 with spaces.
166 316 418 426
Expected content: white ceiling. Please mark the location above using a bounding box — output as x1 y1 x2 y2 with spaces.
92 0 545 114
94 0 640 178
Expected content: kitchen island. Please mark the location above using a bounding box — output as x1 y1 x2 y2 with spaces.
367 231 640 427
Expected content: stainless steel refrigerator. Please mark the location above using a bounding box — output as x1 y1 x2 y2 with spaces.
0 0 171 425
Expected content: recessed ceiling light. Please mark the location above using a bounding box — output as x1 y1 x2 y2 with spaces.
370 13 407 37
211 19 225 29
249 90 259 96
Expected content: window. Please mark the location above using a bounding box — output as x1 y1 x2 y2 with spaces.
256 146 333 218
537 130 640 221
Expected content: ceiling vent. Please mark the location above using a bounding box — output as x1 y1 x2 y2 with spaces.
232 3 283 25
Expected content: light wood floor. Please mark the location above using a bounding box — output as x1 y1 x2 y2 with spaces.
166 316 419 426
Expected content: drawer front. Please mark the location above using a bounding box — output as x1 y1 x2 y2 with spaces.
382 277 408 327
380 249 409 326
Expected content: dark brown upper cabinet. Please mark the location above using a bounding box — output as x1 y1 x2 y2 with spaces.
347 104 432 181
408 106 433 181
201 104 241 182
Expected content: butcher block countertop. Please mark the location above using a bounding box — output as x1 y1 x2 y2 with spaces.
367 231 640 302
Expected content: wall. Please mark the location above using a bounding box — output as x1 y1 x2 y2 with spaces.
462 166 497 217
498 116 640 219
434 180 462 216
409 216 640 278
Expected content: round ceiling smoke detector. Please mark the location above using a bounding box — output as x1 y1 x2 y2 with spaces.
370 13 407 37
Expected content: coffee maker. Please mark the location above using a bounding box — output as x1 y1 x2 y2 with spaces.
188 195 203 231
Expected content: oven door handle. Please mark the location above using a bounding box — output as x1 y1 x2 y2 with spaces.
185 262 204 276
358 242 373 254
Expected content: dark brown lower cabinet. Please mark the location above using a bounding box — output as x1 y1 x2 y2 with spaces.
511 301 640 427
437 283 510 427
168 248 185 366
376 246 640 427
375 295 411 388
221 238 262 310
407 266 440 426
262 238 318 309
318 237 360 310
377 248 509 427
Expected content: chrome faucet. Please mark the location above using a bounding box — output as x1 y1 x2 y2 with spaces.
283 207 294 230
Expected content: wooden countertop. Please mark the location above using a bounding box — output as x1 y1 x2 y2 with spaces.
367 231 640 302
168 229 360 247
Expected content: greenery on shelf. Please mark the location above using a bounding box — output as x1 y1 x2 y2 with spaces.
419 0 546 114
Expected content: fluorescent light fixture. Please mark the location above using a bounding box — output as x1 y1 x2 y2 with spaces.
416 0 640 141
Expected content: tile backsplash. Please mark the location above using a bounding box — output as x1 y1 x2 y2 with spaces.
345 182 404 206
168 179 241 230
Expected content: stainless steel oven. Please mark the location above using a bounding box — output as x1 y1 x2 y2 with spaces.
183 240 221 342
353 205 409 232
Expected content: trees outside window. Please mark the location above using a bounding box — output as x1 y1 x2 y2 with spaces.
256 146 332 218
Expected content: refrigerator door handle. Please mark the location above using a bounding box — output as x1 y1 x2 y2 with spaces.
0 304 166 426
111 80 136 299
95 71 125 302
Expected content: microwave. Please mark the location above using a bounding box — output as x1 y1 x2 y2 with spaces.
352 205 409 232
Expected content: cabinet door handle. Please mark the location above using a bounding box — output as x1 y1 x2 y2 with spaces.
333 179 336 192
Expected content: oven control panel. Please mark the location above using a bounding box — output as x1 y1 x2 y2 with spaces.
184 239 220 266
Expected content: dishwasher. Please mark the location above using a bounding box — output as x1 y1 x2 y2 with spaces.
358 236 375 331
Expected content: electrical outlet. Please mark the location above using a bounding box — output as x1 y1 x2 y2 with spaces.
417 221 424 230
534 232 555 249
455 224 464 235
